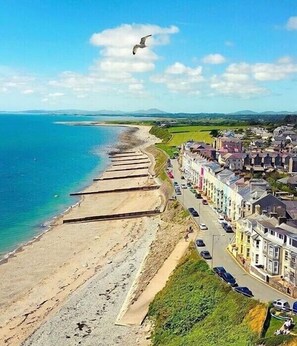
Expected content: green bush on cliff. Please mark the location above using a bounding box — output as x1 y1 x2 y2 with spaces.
148 245 267 346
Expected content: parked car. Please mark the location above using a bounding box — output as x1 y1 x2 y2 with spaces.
199 223 208 230
181 175 185 179
200 250 212 260
195 239 205 247
234 286 253 297
192 210 199 217
221 272 237 286
187 182 192 187
273 299 291 311
175 189 182 195
195 193 202 199
188 207 199 217
174 181 179 186
292 301 297 314
218 215 225 224
181 183 187 189
223 223 233 233
168 171 174 179
202 199 208 205
213 266 226 277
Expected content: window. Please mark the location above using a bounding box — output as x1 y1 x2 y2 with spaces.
240 245 243 253
241 234 244 241
273 261 279 274
285 251 289 261
274 247 279 259
270 230 275 235
247 236 251 243
268 259 272 272
278 234 283 239
268 245 273 257
255 254 259 264
247 248 250 258
256 240 260 249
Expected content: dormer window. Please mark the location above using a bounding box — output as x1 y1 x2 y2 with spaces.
264 228 268 233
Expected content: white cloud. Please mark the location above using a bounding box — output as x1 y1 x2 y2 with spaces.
49 24 178 98
286 16 297 30
225 41 234 47
48 92 64 98
209 57 297 97
202 54 226 64
22 89 34 94
151 62 204 93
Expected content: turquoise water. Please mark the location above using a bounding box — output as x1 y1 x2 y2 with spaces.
0 114 124 256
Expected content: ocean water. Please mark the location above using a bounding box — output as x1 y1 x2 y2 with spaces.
0 114 124 257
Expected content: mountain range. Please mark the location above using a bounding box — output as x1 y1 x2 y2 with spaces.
1 109 297 116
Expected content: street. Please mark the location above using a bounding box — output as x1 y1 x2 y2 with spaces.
171 159 295 305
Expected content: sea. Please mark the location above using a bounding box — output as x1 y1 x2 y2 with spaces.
0 113 131 258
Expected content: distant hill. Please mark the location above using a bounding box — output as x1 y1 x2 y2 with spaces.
229 110 258 115
131 108 168 115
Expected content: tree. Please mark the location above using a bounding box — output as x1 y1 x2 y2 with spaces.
210 129 219 138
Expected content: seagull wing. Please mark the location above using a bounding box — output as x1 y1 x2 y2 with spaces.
140 34 152 45
132 44 140 55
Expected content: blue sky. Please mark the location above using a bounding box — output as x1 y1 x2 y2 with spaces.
0 0 297 113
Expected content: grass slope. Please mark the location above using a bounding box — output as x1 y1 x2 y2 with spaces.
148 245 267 346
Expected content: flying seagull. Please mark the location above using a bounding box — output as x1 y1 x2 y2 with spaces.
132 35 152 55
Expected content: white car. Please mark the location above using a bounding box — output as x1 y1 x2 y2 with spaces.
218 215 225 224
272 299 290 311
181 183 187 189
199 223 208 230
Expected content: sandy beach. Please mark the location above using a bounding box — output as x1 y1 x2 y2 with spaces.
0 124 193 346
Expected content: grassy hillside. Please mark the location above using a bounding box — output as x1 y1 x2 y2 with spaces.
148 245 285 346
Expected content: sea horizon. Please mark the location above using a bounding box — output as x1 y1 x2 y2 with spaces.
0 113 127 258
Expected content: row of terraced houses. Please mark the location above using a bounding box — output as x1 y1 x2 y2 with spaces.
181 140 297 297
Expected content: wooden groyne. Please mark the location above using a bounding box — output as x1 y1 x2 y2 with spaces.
109 151 136 156
111 157 147 162
63 209 161 224
112 161 150 166
106 166 149 172
93 173 149 181
109 154 144 158
70 185 160 196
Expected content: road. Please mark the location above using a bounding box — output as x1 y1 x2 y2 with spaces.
171 159 295 305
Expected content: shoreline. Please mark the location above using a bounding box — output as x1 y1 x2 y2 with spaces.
0 123 161 345
0 122 137 265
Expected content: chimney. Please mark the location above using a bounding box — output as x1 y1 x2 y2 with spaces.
278 216 287 225
255 204 261 215
269 212 278 219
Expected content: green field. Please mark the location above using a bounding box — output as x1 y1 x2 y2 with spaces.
167 125 247 146
150 124 247 158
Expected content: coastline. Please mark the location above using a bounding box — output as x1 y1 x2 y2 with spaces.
0 123 162 345
0 123 137 266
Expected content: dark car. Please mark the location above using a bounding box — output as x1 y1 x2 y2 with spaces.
200 250 212 260
213 266 227 277
221 272 237 286
234 286 253 297
174 181 179 186
223 223 233 233
196 239 205 247
192 210 199 217
188 207 199 217
202 199 208 205
175 189 182 195
195 193 202 199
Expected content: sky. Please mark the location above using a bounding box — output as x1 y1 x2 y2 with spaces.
0 0 297 113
